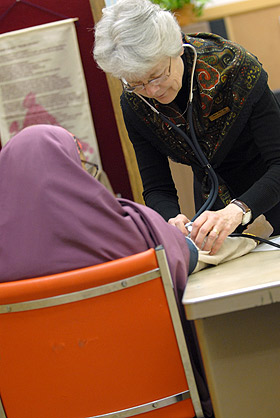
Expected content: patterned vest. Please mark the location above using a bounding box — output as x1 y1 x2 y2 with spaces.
123 33 268 206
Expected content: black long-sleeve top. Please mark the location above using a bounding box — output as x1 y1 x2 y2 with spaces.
121 58 280 234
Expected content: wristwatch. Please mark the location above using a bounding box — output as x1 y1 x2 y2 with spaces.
230 199 252 225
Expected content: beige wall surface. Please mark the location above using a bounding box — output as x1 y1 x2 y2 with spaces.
169 161 195 219
225 5 280 91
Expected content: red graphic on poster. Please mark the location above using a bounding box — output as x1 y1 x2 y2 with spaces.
9 92 94 154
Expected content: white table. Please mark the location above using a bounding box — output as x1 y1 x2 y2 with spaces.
183 250 280 418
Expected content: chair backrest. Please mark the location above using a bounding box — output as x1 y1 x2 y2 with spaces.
0 246 204 418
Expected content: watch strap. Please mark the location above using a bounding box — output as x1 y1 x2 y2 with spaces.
230 199 252 225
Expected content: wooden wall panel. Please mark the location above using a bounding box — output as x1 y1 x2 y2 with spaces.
226 5 280 91
90 0 144 203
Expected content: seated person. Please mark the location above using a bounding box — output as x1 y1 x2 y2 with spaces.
0 124 196 289
0 124 272 417
1 124 271 282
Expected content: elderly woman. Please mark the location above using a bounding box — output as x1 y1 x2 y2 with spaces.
93 0 280 255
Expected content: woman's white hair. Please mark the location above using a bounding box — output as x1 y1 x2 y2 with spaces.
93 0 183 80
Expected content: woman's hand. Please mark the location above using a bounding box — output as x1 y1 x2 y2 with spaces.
190 204 244 254
168 213 191 236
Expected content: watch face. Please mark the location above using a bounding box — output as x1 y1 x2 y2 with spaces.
242 210 252 225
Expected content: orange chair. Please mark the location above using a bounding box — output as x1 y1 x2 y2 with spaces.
0 246 204 418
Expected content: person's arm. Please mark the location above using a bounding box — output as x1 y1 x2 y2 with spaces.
191 86 280 253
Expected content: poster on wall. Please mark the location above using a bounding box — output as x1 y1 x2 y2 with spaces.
0 18 101 165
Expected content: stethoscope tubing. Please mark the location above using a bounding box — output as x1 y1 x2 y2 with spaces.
135 43 219 221
158 105 219 221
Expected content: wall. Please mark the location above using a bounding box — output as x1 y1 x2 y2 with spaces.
205 0 241 7
0 0 133 200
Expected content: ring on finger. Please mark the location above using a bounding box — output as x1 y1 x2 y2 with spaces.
212 227 220 236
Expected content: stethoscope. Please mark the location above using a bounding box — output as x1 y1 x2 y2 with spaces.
136 44 219 226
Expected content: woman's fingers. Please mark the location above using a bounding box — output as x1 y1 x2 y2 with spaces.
168 213 190 235
191 205 244 254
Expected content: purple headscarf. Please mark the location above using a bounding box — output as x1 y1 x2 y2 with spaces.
0 124 190 292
